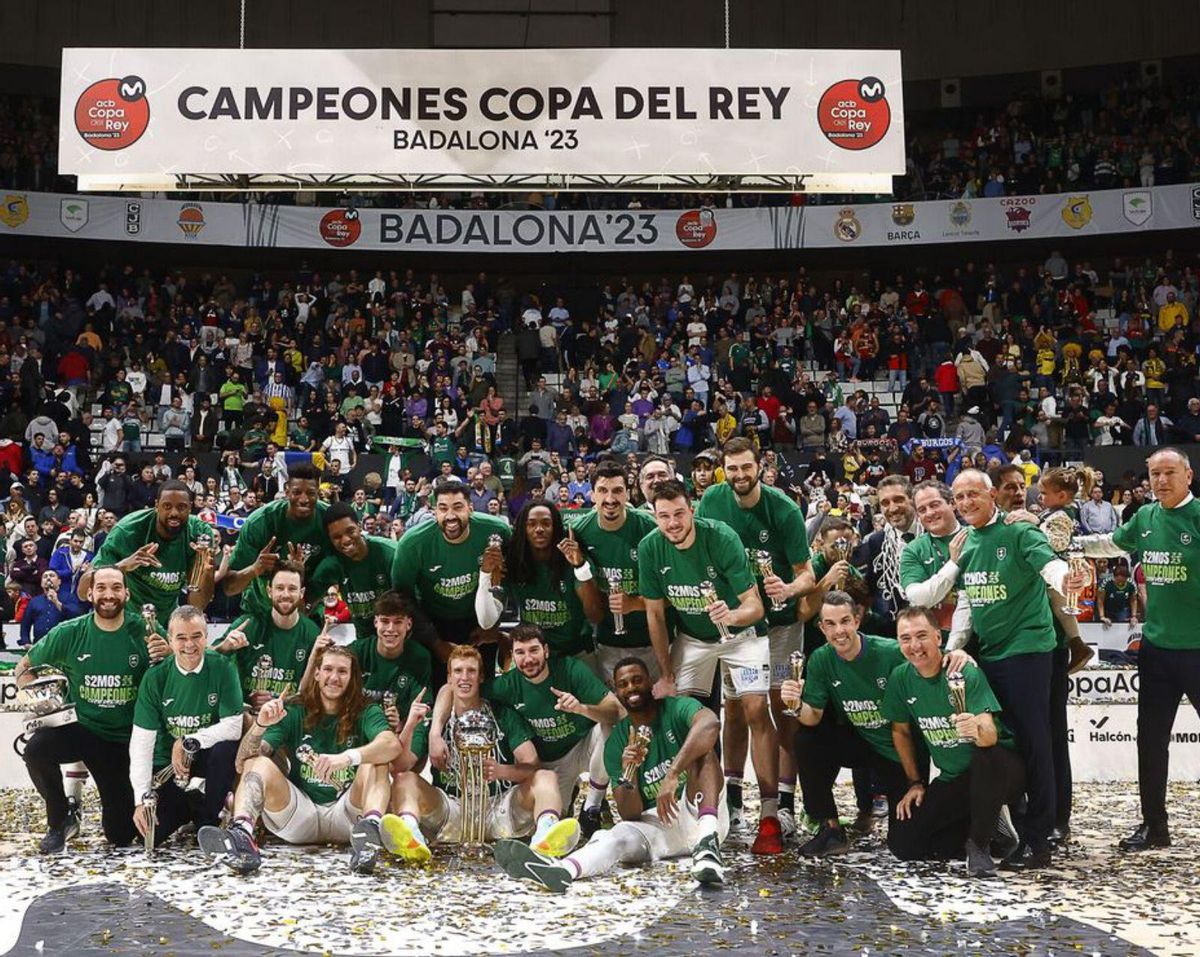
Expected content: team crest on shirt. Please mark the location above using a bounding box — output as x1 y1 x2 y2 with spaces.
877 677 887 689
1182 533 1192 545
707 566 717 579
996 547 1007 561
129 655 140 668
296 648 306 661
759 530 770 543
208 693 218 706
630 548 639 562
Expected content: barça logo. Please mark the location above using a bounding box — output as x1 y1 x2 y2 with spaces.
891 204 915 226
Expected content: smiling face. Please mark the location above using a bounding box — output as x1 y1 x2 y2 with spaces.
879 484 915 531
435 490 472 543
613 662 652 712
818 600 863 661
653 493 694 546
268 568 304 618
1148 449 1194 509
155 490 192 539
952 472 995 528
525 505 556 550
448 654 482 705
89 567 128 620
897 612 944 677
914 486 958 537
315 649 353 704
169 613 208 671
512 635 550 680
326 516 367 561
639 460 672 503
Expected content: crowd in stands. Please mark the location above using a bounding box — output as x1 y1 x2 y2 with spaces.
3 77 1199 206
1 232 1197 641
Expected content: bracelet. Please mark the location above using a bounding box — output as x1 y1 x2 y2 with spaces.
572 563 594 582
254 720 267 730
346 748 363 767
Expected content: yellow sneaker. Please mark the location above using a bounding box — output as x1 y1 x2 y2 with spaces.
380 813 432 865
533 817 580 859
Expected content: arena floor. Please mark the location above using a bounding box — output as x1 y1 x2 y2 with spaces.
2 784 1198 957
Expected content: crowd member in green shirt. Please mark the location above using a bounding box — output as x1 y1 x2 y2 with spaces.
947 469 1087 871
84 480 216 624
1098 563 1140 625
696 437 816 838
492 657 727 893
638 479 780 856
130 606 243 847
18 566 167 853
569 460 660 682
216 563 319 711
218 373 248 426
899 480 967 634
392 480 512 684
1077 448 1200 851
198 645 403 876
223 463 329 621
882 606 1024 879
381 644 579 865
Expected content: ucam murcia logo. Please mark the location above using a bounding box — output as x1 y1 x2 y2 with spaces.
60 199 89 232
817 77 891 150
1123 190 1152 226
74 75 150 150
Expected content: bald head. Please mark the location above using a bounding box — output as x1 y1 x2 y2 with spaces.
952 469 996 529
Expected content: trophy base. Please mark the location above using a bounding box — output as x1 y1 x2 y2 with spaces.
24 705 78 734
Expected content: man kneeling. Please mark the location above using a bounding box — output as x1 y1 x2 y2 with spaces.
493 657 727 892
198 645 400 875
381 644 579 863
881 607 1024 878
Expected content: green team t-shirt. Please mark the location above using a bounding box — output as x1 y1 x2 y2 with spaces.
571 507 657 649
695 482 811 628
504 562 592 657
880 661 1016 781
898 529 961 633
263 703 391 805
222 614 319 702
956 514 1059 661
1100 578 1136 620
309 536 396 636
93 510 213 623
28 611 158 742
229 499 330 619
603 695 702 806
348 635 433 699
637 518 763 644
431 436 455 467
485 657 610 761
802 635 904 762
133 650 243 768
433 704 534 798
1111 499 1200 650
391 513 512 621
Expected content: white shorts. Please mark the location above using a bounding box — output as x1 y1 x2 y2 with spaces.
424 785 535 844
767 622 806 690
600 781 730 862
542 723 609 810
594 643 660 687
672 629 770 700
263 781 362 845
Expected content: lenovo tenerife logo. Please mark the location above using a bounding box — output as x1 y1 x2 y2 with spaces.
74 76 151 150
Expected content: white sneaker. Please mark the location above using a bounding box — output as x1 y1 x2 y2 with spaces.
777 807 797 839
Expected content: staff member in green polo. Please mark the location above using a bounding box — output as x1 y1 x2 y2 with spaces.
1076 447 1200 851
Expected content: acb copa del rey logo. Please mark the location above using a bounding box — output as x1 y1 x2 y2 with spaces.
74 76 151 150
817 77 891 151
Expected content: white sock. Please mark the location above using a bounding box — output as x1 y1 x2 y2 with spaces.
695 810 720 843
583 781 607 811
400 812 427 845
761 797 779 819
532 810 560 844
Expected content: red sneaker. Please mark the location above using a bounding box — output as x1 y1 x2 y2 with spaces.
751 815 784 855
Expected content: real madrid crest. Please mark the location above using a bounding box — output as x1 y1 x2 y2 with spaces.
835 208 861 242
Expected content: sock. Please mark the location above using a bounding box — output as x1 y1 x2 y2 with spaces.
778 781 795 814
232 815 255 838
532 810 560 844
696 807 720 843
761 797 779 820
583 781 607 811
725 774 743 810
361 810 381 823
562 857 582 880
400 811 427 846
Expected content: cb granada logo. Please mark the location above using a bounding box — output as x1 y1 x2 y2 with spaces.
817 77 890 151
74 76 150 150
675 208 717 249
320 208 362 247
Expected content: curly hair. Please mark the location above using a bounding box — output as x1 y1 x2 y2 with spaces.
301 645 365 746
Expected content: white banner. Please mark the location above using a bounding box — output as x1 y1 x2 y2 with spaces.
58 48 903 186
3 184 1199 252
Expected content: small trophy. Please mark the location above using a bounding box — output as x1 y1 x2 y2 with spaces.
294 744 317 768
486 533 505 597
946 674 972 744
781 651 805 717
186 533 212 595
142 784 159 855
699 580 733 642
1062 547 1089 617
755 550 787 612
382 690 398 712
141 604 159 643
825 536 854 564
604 568 627 636
619 725 653 788
174 736 201 790
17 667 78 734
254 654 274 697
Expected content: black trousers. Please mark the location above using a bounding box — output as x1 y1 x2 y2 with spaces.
1136 640 1200 827
147 740 240 846
793 721 911 824
1049 645 1072 828
981 650 1055 853
888 745 1026 861
24 723 136 846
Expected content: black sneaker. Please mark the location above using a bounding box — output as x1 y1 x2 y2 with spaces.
198 824 261 875
797 824 849 858
493 839 573 893
999 843 1051 872
38 805 81 855
965 839 997 878
350 817 383 875
578 805 604 843
1048 824 1071 846
690 834 725 886
849 809 876 834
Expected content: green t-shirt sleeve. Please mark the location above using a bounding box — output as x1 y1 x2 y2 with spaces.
636 538 664 601
27 622 69 669
603 722 627 784
360 703 391 742
308 556 342 596
230 509 272 571
565 657 610 706
714 524 756 596
93 519 137 570
216 656 245 718
1017 522 1060 574
261 706 301 753
878 665 909 723
1110 507 1142 552
667 695 703 740
132 667 163 731
898 540 923 589
801 649 831 710
781 502 812 566
391 533 419 593
497 705 535 753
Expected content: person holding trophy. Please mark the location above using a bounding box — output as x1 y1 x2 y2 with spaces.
492 657 727 892
130 606 243 848
197 644 401 875
16 566 167 853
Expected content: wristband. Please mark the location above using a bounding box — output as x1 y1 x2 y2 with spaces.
478 571 492 586
346 748 363 767
907 779 924 788
572 563 594 582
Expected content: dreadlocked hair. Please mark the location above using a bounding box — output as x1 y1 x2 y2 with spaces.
506 500 570 587
301 645 366 746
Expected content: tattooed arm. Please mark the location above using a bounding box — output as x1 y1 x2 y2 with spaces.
235 693 286 773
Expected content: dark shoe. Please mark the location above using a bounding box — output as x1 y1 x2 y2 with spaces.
350 817 383 875
38 805 81 855
965 839 997 878
999 844 1051 872
849 809 875 834
1118 822 1170 852
198 824 261 874
578 805 604 843
797 824 849 858
991 805 1021 861
493 839 573 893
1048 825 1071 846
691 834 725 886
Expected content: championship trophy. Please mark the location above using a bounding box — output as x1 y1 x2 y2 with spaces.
755 550 787 612
174 736 201 790
452 709 500 858
781 651 805 717
1042 510 1088 616
946 674 973 744
254 654 274 696
486 533 505 598
824 536 854 565
699 580 733 642
382 690 398 712
619 725 653 788
604 568 627 636
141 736 200 857
186 533 212 595
17 667 77 734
